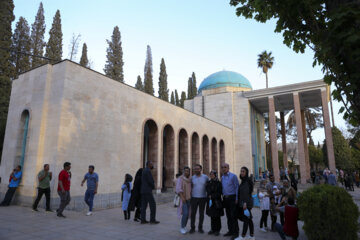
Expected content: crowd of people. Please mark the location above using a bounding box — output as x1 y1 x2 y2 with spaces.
2 161 358 240
172 163 300 240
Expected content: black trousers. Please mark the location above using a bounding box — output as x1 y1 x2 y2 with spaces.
33 187 51 210
190 197 207 230
280 211 285 225
134 207 141 220
241 208 254 237
0 187 17 206
141 193 156 222
271 215 277 231
223 195 239 235
211 217 221 232
260 210 269 228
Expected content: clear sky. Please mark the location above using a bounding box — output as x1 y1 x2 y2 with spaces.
12 0 347 144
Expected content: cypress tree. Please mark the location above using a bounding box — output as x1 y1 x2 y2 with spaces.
0 0 15 160
45 10 62 63
143 45 154 95
30 2 46 68
158 58 169 101
170 91 175 104
187 77 193 99
104 26 124 82
180 91 186 108
135 75 144 91
79 43 88 67
175 90 179 106
191 72 197 97
11 17 31 78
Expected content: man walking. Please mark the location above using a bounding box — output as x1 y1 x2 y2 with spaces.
0 165 22 206
81 165 99 216
140 161 159 224
221 163 239 239
189 164 208 234
32 164 52 212
57 162 71 218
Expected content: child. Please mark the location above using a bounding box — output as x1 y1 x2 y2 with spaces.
273 185 281 204
122 174 133 220
270 196 278 232
258 182 270 232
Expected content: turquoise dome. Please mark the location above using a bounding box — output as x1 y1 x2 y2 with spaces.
198 71 252 93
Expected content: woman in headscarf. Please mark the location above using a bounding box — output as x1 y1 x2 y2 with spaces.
122 173 133 220
236 166 255 240
128 168 143 222
206 170 224 236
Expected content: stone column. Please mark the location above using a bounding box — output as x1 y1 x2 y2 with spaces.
280 112 288 168
293 93 308 184
199 135 203 167
268 96 280 182
217 141 221 174
156 127 163 193
301 110 311 177
188 133 191 174
321 89 336 172
174 129 179 177
209 140 213 171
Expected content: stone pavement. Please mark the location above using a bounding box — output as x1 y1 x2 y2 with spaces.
0 202 308 240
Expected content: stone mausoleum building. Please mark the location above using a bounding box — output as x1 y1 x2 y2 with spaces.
0 60 335 209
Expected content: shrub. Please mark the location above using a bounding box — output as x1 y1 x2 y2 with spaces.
297 184 359 240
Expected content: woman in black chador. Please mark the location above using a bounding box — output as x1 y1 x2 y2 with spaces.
206 170 224 236
128 168 143 222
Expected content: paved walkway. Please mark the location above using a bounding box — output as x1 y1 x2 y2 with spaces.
1 185 359 240
0 202 307 240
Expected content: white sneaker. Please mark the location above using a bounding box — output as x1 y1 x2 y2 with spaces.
234 237 245 240
180 228 187 234
86 211 92 216
260 227 267 232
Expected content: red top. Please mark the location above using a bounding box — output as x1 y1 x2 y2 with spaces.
58 170 71 191
283 205 299 237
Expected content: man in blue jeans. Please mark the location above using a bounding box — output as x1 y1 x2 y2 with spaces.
81 165 99 216
0 165 22 206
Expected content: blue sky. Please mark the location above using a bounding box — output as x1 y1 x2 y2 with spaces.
12 0 347 143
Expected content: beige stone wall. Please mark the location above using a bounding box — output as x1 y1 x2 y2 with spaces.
231 92 253 175
0 61 233 208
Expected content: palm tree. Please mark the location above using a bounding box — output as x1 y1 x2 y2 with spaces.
286 107 324 145
257 51 274 88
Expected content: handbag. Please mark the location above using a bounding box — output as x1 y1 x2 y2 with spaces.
173 194 180 207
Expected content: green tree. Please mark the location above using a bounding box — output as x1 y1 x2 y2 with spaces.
175 90 179 106
158 58 168 101
170 91 175 104
45 10 62 63
332 127 352 170
143 45 154 95
180 91 186 108
135 75 144 91
257 51 274 89
30 2 46 68
187 77 193 99
309 144 324 170
0 0 15 161
230 0 360 125
191 72 197 97
11 16 31 79
104 26 124 82
79 43 88 67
